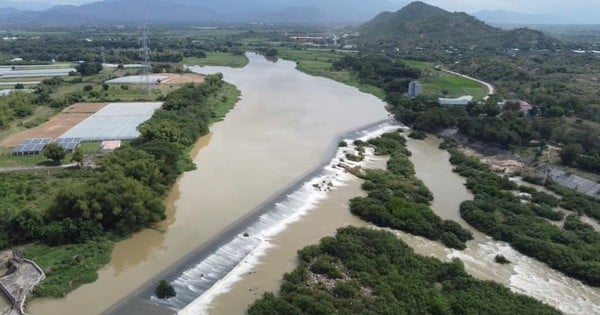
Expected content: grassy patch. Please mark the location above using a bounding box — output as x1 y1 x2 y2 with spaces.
0 106 57 141
0 150 49 168
278 48 386 99
77 142 101 155
208 82 241 123
184 52 249 68
402 59 487 99
22 241 114 298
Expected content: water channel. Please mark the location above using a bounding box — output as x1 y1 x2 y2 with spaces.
28 53 600 315
199 136 600 315
28 53 389 314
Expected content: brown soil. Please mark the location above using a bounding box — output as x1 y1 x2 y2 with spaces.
0 103 107 148
161 73 205 85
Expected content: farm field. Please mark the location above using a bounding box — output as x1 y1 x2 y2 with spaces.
184 52 249 68
0 103 107 148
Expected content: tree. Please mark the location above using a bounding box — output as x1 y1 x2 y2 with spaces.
76 62 103 76
155 280 176 299
43 143 67 165
560 143 583 166
71 147 83 166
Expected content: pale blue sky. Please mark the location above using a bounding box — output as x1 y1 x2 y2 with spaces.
24 0 600 13
4 0 600 23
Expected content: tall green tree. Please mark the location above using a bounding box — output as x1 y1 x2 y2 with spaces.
43 143 67 165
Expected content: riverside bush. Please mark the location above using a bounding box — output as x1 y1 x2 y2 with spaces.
248 227 559 315
350 133 472 249
448 149 600 286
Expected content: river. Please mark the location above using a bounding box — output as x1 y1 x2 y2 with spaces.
27 53 389 314
29 53 600 315
200 135 600 315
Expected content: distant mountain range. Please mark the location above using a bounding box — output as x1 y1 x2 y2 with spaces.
359 2 561 50
0 0 405 26
473 10 573 25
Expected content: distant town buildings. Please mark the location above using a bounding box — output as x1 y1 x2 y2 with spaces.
407 80 423 99
438 95 474 106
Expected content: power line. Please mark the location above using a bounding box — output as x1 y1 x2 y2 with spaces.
139 25 151 94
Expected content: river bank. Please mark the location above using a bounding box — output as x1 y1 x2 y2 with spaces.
28 53 390 315
202 134 600 315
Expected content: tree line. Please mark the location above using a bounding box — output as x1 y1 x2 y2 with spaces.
0 74 235 247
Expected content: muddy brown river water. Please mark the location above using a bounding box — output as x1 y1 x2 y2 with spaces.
199 136 600 315
28 53 389 314
28 54 600 315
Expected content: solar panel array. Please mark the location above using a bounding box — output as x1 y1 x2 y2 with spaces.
54 137 81 152
12 138 52 156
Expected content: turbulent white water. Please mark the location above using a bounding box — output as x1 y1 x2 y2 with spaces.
149 121 403 314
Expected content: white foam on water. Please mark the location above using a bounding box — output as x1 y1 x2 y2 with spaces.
447 238 600 315
146 121 401 314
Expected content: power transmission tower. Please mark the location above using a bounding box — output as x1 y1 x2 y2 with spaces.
139 25 151 94
101 46 108 82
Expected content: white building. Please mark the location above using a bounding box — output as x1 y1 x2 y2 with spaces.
438 95 474 106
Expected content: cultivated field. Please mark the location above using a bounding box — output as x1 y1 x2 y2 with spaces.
162 73 205 85
0 103 107 148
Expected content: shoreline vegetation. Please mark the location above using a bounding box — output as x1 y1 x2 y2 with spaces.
350 133 473 249
0 75 241 299
248 227 559 315
444 143 600 286
246 133 562 314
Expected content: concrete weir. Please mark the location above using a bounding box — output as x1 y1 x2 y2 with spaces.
0 251 45 315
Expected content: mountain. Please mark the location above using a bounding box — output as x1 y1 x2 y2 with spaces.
474 10 571 25
0 0 56 11
359 1 561 50
0 0 403 26
0 7 21 19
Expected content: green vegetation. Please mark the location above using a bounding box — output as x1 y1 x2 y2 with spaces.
156 280 176 299
350 133 473 249
184 52 249 68
42 142 67 165
403 60 486 99
0 75 240 297
447 146 600 286
22 241 113 298
495 255 511 264
248 227 559 315
408 130 427 140
277 48 386 99
0 150 49 168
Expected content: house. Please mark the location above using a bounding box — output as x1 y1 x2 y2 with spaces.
502 100 533 113
438 95 473 106
100 140 121 153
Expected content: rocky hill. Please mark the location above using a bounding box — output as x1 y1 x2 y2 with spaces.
359 1 561 51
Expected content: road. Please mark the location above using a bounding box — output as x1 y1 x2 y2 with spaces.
0 163 78 174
